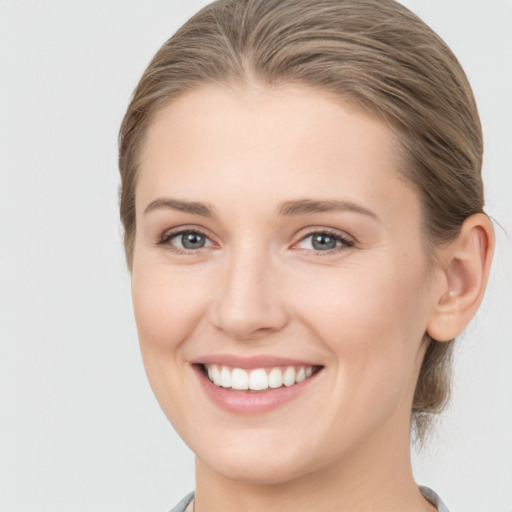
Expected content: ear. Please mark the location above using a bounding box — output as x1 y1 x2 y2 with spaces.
427 213 495 342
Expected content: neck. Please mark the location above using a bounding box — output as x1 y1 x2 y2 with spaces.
193 422 436 512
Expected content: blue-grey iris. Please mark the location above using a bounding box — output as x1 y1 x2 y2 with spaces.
312 233 337 250
182 232 206 249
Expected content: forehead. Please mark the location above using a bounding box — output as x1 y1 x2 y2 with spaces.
142 83 398 167
137 84 419 225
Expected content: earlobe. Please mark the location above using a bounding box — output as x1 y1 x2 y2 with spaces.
427 213 494 342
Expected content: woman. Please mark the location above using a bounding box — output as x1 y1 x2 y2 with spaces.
118 1 494 511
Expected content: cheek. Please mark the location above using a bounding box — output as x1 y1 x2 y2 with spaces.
289 257 431 391
293 259 427 338
130 263 214 430
130 264 203 401
131 263 209 353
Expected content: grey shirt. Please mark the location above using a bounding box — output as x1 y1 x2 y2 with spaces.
169 486 450 512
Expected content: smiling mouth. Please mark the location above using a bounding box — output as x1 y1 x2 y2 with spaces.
199 364 322 392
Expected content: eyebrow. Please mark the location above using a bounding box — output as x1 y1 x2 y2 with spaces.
143 198 215 217
143 197 378 220
277 199 378 219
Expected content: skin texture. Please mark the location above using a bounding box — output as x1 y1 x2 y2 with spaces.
131 84 493 512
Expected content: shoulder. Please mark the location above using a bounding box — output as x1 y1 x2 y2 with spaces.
419 486 451 512
169 492 194 512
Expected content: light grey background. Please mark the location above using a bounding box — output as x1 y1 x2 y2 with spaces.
0 1 510 511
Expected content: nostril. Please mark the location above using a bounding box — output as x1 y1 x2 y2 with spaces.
208 301 290 341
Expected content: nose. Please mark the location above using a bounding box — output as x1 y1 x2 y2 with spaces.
208 247 289 341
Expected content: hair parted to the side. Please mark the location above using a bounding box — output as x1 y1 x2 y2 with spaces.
118 0 485 442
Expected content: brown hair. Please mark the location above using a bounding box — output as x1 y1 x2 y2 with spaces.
118 0 484 441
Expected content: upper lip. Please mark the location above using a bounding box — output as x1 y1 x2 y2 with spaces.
191 354 322 369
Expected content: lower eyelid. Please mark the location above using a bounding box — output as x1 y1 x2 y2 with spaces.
171 231 213 249
158 228 212 244
294 232 354 250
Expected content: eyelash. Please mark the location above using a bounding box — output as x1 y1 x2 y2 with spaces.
292 229 355 255
157 228 216 255
157 227 355 256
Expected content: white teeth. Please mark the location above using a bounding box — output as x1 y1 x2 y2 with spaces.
231 368 249 390
283 366 296 387
221 366 231 388
249 369 268 390
204 364 316 391
211 365 222 386
268 367 283 388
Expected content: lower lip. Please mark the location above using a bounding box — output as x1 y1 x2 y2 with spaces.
193 365 322 414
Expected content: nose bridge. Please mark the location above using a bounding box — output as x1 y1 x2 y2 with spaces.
209 241 288 340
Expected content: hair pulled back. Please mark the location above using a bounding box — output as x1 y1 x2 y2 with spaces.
118 0 485 441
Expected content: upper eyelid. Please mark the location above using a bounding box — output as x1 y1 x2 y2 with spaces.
290 234 355 258
160 225 216 242
158 228 217 254
293 235 353 248
290 229 356 254
154 228 217 255
292 227 355 244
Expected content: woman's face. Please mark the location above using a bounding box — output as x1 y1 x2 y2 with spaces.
132 85 440 484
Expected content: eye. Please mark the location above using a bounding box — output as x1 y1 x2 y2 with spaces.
161 229 214 252
294 230 354 252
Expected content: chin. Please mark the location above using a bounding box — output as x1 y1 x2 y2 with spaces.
204 450 313 486
192 429 334 487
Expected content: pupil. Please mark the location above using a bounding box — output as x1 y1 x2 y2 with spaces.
312 234 336 250
182 232 205 249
